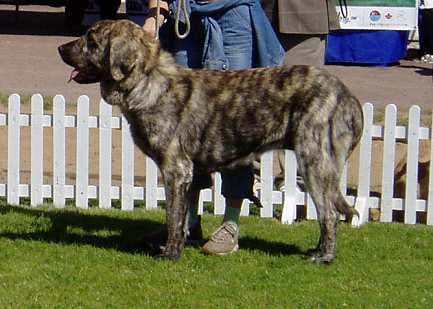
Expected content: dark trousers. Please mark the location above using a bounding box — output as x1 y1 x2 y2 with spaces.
65 0 121 27
420 9 433 55
97 0 121 20
65 0 88 26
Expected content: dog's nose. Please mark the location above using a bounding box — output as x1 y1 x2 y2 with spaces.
58 45 65 55
58 41 76 66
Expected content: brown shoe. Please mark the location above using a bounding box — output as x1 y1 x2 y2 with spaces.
202 222 239 256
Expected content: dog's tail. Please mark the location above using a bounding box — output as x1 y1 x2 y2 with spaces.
334 191 358 223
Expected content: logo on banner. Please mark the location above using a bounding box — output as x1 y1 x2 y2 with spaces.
369 10 381 22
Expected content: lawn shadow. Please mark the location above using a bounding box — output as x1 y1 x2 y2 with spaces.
0 205 310 258
239 236 305 257
0 204 165 256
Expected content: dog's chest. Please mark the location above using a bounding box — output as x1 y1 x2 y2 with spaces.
125 114 164 162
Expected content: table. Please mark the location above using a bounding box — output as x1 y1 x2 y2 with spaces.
325 30 410 66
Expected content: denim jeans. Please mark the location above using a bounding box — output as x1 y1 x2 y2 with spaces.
174 4 253 70
174 4 255 199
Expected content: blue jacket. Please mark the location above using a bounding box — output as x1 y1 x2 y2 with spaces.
170 0 284 69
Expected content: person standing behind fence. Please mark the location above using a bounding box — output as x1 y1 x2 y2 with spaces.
261 0 340 67
142 0 284 256
419 0 433 64
65 0 121 32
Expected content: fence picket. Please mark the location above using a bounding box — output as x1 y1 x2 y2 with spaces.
240 199 250 217
214 173 225 215
340 163 348 197
198 191 204 215
380 104 397 222
427 110 433 225
76 96 90 209
306 194 316 220
121 116 134 211
353 103 374 226
53 95 66 207
7 94 20 205
281 150 297 224
198 189 212 215
30 94 44 206
99 100 112 209
260 151 274 218
145 157 158 209
404 105 421 224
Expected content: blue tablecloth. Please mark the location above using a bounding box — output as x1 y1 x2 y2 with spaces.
325 30 409 66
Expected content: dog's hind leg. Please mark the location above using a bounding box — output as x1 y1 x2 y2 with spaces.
157 160 194 261
295 140 347 264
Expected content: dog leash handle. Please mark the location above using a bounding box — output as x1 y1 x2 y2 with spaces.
174 0 191 39
155 0 161 40
154 0 190 40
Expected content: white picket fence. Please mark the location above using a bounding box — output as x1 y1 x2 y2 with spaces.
3 94 433 226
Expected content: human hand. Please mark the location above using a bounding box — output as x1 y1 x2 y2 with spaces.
143 17 158 38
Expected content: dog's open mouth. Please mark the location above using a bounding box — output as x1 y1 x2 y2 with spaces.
68 69 80 83
68 67 102 84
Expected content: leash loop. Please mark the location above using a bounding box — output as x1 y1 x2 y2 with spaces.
153 0 191 40
174 0 191 39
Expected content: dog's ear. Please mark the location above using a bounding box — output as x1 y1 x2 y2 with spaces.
109 37 137 81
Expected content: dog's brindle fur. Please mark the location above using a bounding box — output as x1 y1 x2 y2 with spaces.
59 20 363 262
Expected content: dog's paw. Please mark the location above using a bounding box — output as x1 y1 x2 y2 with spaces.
154 251 181 262
308 253 335 265
153 243 183 261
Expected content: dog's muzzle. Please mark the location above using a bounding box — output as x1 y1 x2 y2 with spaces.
58 41 104 84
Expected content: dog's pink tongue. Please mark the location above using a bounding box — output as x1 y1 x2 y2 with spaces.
68 69 79 83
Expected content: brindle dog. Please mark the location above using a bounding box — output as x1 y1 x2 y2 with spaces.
58 20 363 262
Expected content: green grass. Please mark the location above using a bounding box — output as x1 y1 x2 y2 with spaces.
0 92 55 110
0 203 432 307
373 107 431 127
0 91 92 111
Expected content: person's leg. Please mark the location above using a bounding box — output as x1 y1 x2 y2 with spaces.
423 9 433 57
419 9 433 63
173 16 204 69
65 0 89 32
278 33 326 67
202 4 254 255
217 3 253 228
98 0 121 20
419 9 427 57
185 172 213 243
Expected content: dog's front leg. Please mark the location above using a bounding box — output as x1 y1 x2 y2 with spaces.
157 165 193 261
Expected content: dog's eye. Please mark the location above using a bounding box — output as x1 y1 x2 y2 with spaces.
87 40 98 50
87 37 98 49
86 32 99 50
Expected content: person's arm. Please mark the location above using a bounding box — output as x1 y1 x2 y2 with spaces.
143 0 170 37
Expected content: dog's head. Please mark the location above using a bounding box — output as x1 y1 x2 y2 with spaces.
58 19 158 85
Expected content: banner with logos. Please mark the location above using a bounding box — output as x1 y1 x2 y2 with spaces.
337 0 418 30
